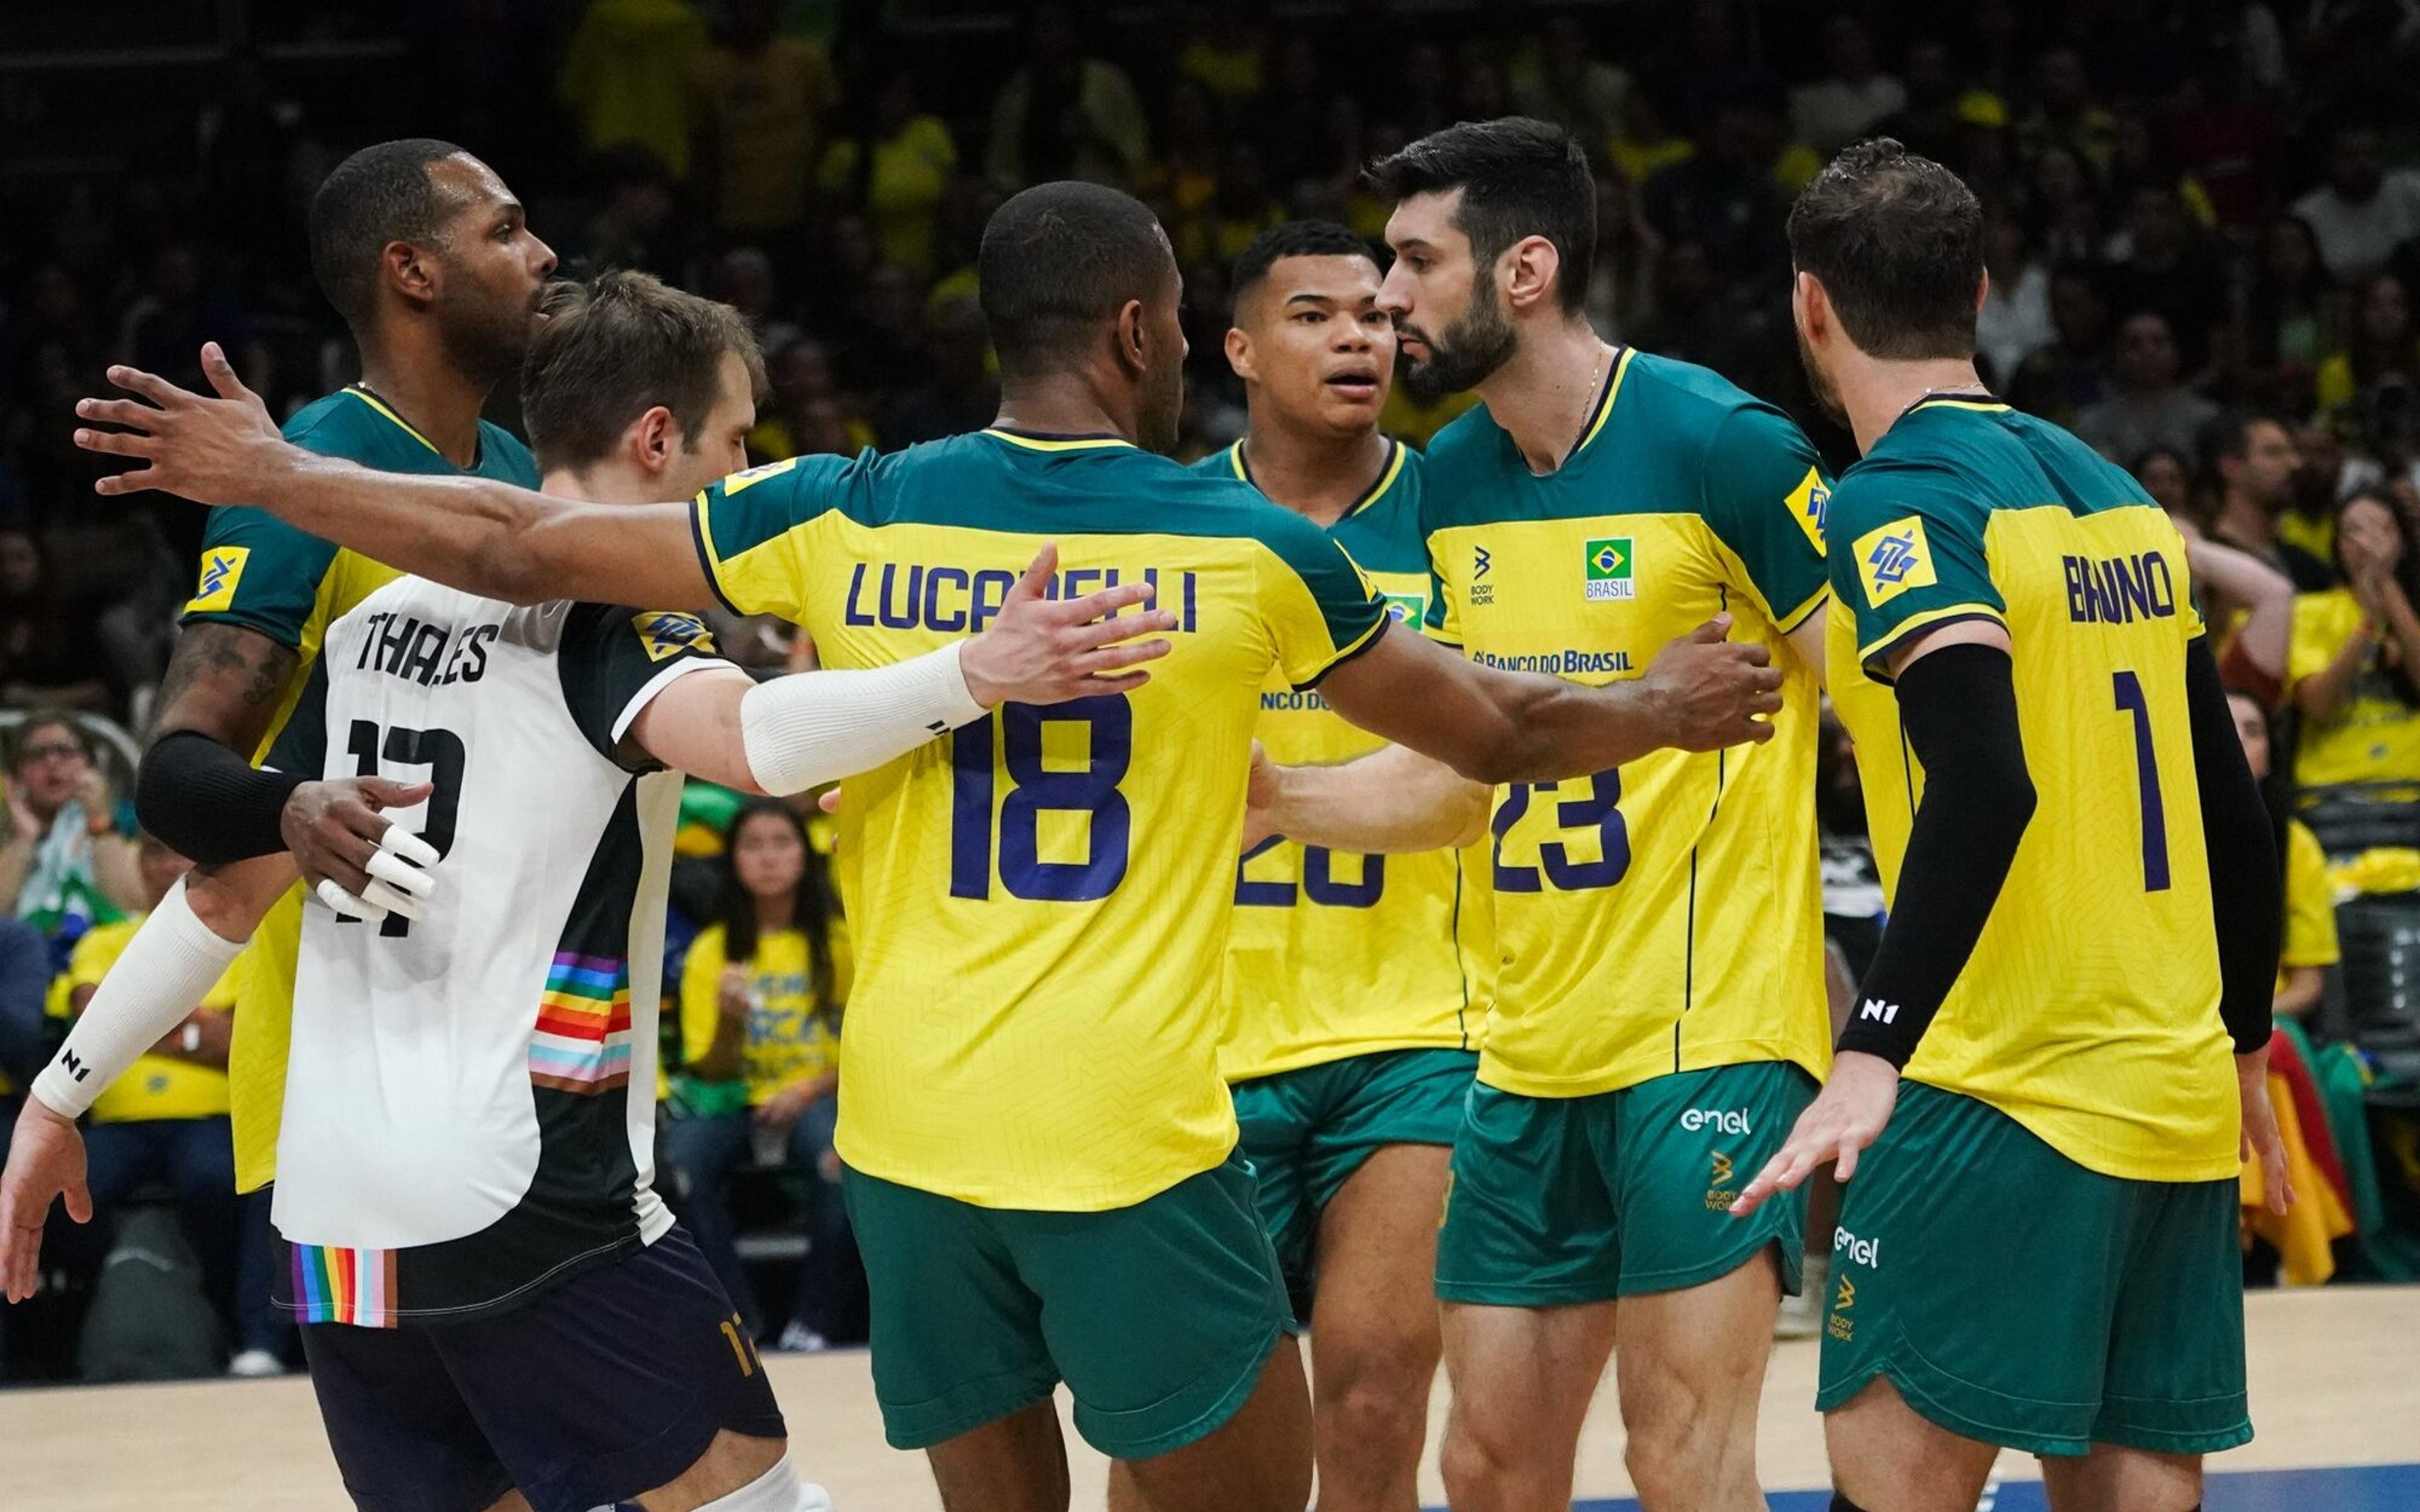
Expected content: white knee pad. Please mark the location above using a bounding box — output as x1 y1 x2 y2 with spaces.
693 1452 834 1512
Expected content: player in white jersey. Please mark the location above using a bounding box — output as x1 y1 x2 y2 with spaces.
1 272 1173 1512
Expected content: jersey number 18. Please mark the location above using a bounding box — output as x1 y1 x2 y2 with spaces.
948 695 1132 902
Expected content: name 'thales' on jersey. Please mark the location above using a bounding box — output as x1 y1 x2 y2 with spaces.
1195 439 1492 1080
1422 348 1834 1098
690 430 1388 1211
265 577 730 1326
1824 395 2235 1183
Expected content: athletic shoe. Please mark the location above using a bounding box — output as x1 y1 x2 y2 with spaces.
228 1348 287 1378
772 1321 830 1354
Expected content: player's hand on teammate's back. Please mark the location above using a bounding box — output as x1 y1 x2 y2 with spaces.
1240 742 1280 852
0 1098 91 1303
957 543 1178 706
1638 615 1785 752
2238 1047 2295 1217
74 343 286 505
282 777 442 924
1729 1050 1899 1218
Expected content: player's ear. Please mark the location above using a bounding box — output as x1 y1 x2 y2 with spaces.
384 239 438 311
1501 234 1560 315
1114 299 1149 376
1974 266 1991 314
1793 270 1827 342
630 405 678 474
1224 325 1254 382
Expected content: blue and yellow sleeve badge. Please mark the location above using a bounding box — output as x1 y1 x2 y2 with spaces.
1786 467 1830 554
1853 517 1937 607
631 610 717 662
184 546 251 614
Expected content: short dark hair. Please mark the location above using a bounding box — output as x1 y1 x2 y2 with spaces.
1363 117 1595 316
979 181 1173 381
308 139 468 329
520 272 766 471
2200 408 2290 469
1231 220 1378 302
1787 138 1984 360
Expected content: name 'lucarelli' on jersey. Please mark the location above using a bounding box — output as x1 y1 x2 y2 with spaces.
2062 550 2179 626
841 563 1201 634
352 610 499 687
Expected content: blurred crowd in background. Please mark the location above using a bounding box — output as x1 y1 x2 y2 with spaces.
7 0 2420 1383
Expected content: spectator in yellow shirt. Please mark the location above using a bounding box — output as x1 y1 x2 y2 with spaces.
819 71 959 279
689 0 837 239
2288 490 2420 790
2230 689 2340 1020
557 0 710 179
63 835 286 1374
663 799 853 1349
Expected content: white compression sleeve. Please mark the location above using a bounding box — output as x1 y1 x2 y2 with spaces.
30 877 246 1120
739 641 988 796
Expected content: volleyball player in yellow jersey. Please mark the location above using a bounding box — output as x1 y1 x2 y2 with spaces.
76 182 1785 1512
1733 141 2294 1512
1260 119 1833 1512
1183 220 1493 1512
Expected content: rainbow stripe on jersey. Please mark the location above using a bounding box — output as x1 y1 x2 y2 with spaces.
289 1241 397 1327
530 951 633 1094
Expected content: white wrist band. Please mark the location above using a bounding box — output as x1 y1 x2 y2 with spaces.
31 877 246 1120
739 641 988 796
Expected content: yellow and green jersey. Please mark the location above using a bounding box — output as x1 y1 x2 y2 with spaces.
690 429 1388 1210
58 919 250 1124
1422 346 1833 1099
2278 818 2338 991
182 386 538 1191
1825 395 2236 1183
1193 439 1493 1081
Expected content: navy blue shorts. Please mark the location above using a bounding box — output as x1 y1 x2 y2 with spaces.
299 1226 786 1512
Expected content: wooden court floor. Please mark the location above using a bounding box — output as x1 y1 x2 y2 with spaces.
3 1288 2414 1511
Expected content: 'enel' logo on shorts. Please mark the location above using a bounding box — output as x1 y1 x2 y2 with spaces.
1833 1226 1882 1268
1680 1108 1751 1135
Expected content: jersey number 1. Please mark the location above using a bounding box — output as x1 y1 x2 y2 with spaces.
342 719 466 936
2112 670 2171 892
948 696 1132 902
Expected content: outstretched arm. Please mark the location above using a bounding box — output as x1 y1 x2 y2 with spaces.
77 346 712 609
634 543 1177 791
1315 613 1783 786
1246 743 1490 856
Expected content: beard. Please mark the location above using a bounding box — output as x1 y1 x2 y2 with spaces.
436 275 540 390
1396 274 1518 404
1139 361 1185 455
1796 323 1848 428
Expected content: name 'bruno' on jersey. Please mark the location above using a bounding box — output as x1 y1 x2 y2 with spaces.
1423 347 1834 1099
1824 396 2236 1184
263 574 731 1326
1194 439 1493 1082
689 430 1388 1211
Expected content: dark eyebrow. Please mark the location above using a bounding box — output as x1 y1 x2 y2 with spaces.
1393 238 1438 255
1282 293 1336 309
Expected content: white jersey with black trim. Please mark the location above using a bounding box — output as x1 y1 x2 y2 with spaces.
263 575 731 1326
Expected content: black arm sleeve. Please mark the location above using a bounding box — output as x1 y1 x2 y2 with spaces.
2184 637 2285 1054
1835 642 2039 1067
134 730 304 866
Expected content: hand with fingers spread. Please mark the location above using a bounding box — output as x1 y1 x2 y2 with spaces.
73 342 291 505
958 543 1179 706
1638 615 1787 753
280 777 441 922
1729 1050 1899 1219
0 1099 91 1303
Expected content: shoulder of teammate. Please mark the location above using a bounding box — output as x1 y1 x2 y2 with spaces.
556 602 737 774
474 420 541 485
1826 452 2004 682
689 449 873 620
1186 442 1246 481
1696 400 1834 633
1219 475 1390 689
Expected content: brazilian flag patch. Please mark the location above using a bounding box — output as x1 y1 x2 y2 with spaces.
1583 537 1635 602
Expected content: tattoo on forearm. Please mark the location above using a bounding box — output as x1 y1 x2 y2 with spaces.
149 622 301 746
